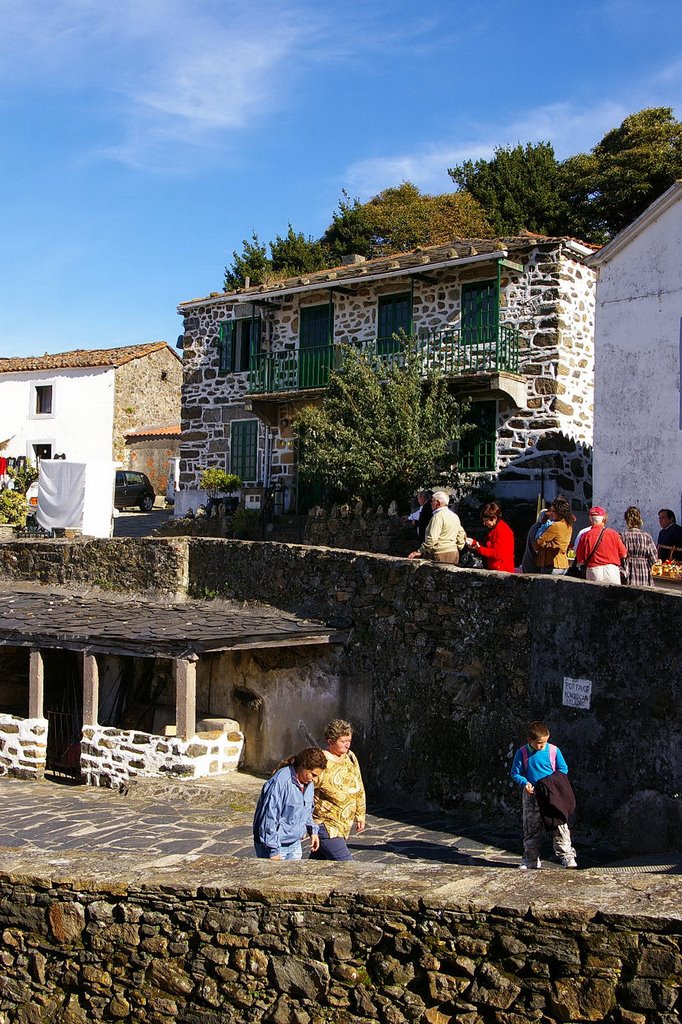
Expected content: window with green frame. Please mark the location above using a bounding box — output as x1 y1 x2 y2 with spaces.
459 400 497 472
219 317 261 374
377 291 412 354
230 419 259 482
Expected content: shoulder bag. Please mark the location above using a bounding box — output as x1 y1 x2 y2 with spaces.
567 528 606 579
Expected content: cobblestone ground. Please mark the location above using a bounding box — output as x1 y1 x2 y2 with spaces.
2 773 672 873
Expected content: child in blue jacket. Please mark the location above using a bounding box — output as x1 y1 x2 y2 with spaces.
511 721 577 869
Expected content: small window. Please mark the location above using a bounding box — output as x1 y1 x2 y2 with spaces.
32 443 52 461
35 385 53 415
230 420 259 483
219 317 261 374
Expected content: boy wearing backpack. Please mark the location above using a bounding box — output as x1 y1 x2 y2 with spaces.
510 721 577 870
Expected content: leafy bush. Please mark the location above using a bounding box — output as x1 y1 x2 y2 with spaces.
8 459 38 496
199 469 242 498
0 489 27 527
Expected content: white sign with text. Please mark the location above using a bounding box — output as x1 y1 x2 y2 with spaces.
562 676 592 710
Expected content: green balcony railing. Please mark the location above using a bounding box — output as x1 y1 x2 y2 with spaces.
247 325 520 395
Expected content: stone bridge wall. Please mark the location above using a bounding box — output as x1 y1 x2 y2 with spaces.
0 857 679 1024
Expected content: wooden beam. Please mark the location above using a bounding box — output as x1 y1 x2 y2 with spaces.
175 657 197 741
28 649 44 719
82 653 99 727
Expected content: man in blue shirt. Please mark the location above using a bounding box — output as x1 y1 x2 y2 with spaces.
253 748 326 860
657 509 682 561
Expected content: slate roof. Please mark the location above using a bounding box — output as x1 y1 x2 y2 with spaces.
0 586 346 659
0 342 177 374
178 233 596 310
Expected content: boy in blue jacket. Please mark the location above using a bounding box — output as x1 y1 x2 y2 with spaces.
510 721 577 869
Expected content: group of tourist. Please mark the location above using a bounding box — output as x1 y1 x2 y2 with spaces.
253 716 578 872
406 488 676 586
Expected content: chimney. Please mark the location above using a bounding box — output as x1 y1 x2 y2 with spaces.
340 254 367 266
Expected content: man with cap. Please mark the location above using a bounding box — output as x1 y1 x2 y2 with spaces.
575 506 627 585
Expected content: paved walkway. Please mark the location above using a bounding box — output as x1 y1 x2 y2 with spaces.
2 774 678 873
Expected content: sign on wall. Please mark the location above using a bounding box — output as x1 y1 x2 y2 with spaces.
562 676 592 710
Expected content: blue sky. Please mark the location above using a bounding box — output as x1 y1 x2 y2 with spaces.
1 0 681 358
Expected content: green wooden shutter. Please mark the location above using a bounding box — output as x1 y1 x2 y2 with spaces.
459 401 497 472
461 281 498 345
219 321 235 373
230 420 259 482
377 292 412 354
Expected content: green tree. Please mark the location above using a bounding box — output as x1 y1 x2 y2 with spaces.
448 142 566 236
320 191 376 264
294 342 467 509
270 224 328 276
224 233 271 291
559 107 682 241
321 184 492 261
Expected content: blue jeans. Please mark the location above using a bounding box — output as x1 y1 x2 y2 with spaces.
254 839 302 860
309 824 352 861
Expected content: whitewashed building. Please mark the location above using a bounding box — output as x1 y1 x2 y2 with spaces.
585 182 682 535
0 342 181 468
177 235 596 514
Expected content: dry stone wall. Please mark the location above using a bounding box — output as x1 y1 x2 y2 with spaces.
177 243 594 510
0 715 47 779
0 857 679 1024
81 724 244 790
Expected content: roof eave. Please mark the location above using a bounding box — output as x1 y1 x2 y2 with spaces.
585 181 682 267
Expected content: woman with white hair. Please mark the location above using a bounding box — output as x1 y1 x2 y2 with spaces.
407 491 466 565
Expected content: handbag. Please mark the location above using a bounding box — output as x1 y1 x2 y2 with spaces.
567 528 606 580
619 558 629 585
459 544 485 570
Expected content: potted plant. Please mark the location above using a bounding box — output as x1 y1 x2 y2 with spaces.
199 469 242 514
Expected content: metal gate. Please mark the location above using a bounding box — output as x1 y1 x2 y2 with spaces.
46 710 82 780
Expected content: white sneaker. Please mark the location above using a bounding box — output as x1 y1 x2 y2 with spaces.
519 857 542 870
562 856 578 869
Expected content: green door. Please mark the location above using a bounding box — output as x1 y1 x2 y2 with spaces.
377 291 412 355
299 304 332 388
462 280 498 370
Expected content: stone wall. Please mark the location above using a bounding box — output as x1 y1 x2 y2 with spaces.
0 538 188 596
113 347 182 463
81 723 244 790
0 855 679 1023
177 242 595 510
0 714 47 779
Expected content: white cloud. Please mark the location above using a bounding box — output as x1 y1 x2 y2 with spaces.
343 100 633 199
0 0 317 171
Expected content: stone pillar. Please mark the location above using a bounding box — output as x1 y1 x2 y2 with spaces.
174 658 197 741
28 649 44 719
82 653 99 727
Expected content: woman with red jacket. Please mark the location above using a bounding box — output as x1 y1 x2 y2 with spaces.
467 501 515 573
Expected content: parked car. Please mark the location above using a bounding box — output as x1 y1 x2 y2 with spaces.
114 471 155 511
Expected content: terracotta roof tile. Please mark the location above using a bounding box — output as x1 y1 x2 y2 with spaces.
0 342 175 374
124 424 181 439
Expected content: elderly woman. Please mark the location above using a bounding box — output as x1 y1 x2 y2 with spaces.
253 747 327 860
310 719 366 862
466 501 515 572
621 506 659 586
535 495 576 575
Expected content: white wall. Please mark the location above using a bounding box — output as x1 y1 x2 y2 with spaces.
0 366 115 464
593 198 682 539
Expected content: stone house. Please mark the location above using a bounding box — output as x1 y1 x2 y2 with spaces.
585 181 682 536
0 342 181 471
176 236 596 515
124 425 181 500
